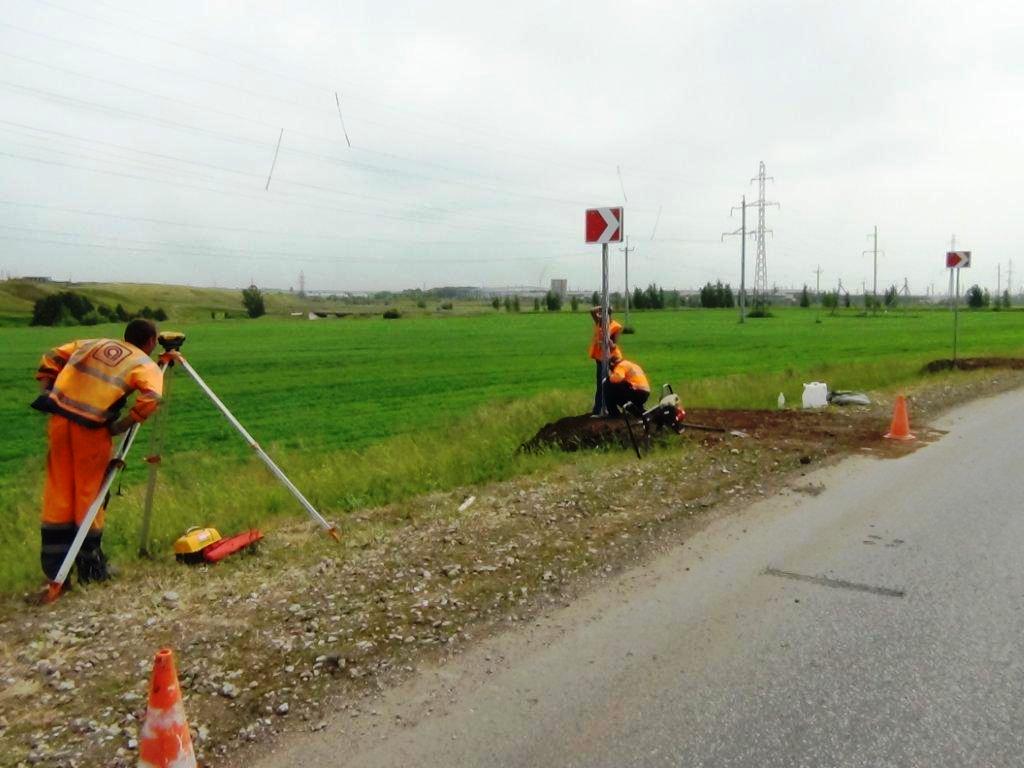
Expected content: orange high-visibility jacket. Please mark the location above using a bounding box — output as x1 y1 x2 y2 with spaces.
589 319 623 360
608 359 650 393
33 338 163 427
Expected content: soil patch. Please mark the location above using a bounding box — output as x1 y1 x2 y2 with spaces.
524 407 901 455
922 357 1024 374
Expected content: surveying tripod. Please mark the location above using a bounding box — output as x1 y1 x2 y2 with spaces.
44 332 337 603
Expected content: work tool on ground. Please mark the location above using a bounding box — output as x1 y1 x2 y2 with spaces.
174 526 262 564
173 526 222 563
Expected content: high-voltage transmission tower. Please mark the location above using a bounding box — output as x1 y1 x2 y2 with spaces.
749 161 779 309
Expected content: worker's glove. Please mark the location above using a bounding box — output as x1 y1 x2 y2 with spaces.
108 417 134 436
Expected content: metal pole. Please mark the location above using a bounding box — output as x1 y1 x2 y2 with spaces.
624 237 630 328
815 265 821 323
600 242 610 416
953 268 960 362
175 355 338 538
872 225 878 301
740 197 746 324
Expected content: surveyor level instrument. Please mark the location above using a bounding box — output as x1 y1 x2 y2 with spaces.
45 332 338 603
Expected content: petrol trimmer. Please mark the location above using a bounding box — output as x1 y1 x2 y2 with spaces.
44 331 338 603
621 385 749 459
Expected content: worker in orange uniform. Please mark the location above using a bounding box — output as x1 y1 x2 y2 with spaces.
589 306 623 416
31 319 164 584
604 354 651 417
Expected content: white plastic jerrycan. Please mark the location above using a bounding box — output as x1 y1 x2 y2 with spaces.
802 382 829 409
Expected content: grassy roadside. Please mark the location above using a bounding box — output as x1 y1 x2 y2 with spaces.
2 351 1023 593
1 367 1021 767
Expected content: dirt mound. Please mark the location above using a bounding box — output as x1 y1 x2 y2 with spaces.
922 357 1024 374
521 414 637 452
524 407 891 454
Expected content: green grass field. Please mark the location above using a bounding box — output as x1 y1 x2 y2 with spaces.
1 305 1022 590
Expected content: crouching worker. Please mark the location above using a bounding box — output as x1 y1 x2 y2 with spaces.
604 355 651 417
31 319 164 585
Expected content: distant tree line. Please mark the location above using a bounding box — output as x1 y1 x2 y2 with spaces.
699 281 735 308
31 291 167 327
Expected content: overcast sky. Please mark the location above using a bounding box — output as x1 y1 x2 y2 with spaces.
0 0 1021 294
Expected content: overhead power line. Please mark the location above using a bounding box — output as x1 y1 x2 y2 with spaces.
0 225 579 265
0 199 571 247
0 126 562 233
0 16 690 188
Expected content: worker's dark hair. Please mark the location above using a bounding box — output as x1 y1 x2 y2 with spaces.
124 318 157 348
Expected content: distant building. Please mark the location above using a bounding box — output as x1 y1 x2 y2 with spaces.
549 278 568 296
21 276 52 283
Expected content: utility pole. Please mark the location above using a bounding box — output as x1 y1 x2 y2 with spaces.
298 270 306 298
723 195 756 323
619 236 635 327
813 265 823 322
948 234 956 305
862 225 884 310
749 161 779 310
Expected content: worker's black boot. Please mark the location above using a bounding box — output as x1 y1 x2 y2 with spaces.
40 524 75 582
76 532 112 584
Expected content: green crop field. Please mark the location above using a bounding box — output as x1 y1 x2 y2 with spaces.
1 306 1022 590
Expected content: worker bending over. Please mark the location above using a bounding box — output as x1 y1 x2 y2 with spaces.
588 306 623 416
31 319 164 585
604 354 651 417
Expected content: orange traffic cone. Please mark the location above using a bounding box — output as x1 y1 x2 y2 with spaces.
138 648 197 768
884 395 915 441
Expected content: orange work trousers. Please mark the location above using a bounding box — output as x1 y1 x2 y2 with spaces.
42 415 112 531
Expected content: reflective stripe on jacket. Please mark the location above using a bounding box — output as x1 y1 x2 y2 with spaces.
608 359 650 392
33 338 163 427
589 319 623 360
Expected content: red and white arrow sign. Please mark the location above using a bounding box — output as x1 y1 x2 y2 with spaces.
585 207 624 244
946 251 971 269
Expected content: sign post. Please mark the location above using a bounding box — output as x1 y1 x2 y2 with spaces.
586 207 624 416
946 250 971 362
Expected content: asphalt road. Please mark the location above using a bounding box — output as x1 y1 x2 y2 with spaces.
259 389 1024 767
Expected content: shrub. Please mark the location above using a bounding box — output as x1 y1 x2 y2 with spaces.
965 284 987 309
242 285 266 318
382 308 401 319
31 291 95 326
153 307 168 321
439 301 453 311
544 290 562 311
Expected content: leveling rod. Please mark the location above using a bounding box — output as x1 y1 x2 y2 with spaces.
173 353 339 540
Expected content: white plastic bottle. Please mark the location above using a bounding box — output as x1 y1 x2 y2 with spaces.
777 392 786 409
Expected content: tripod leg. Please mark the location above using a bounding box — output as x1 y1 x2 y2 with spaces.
45 359 171 602
622 413 643 460
175 355 338 540
45 422 142 601
138 368 171 557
